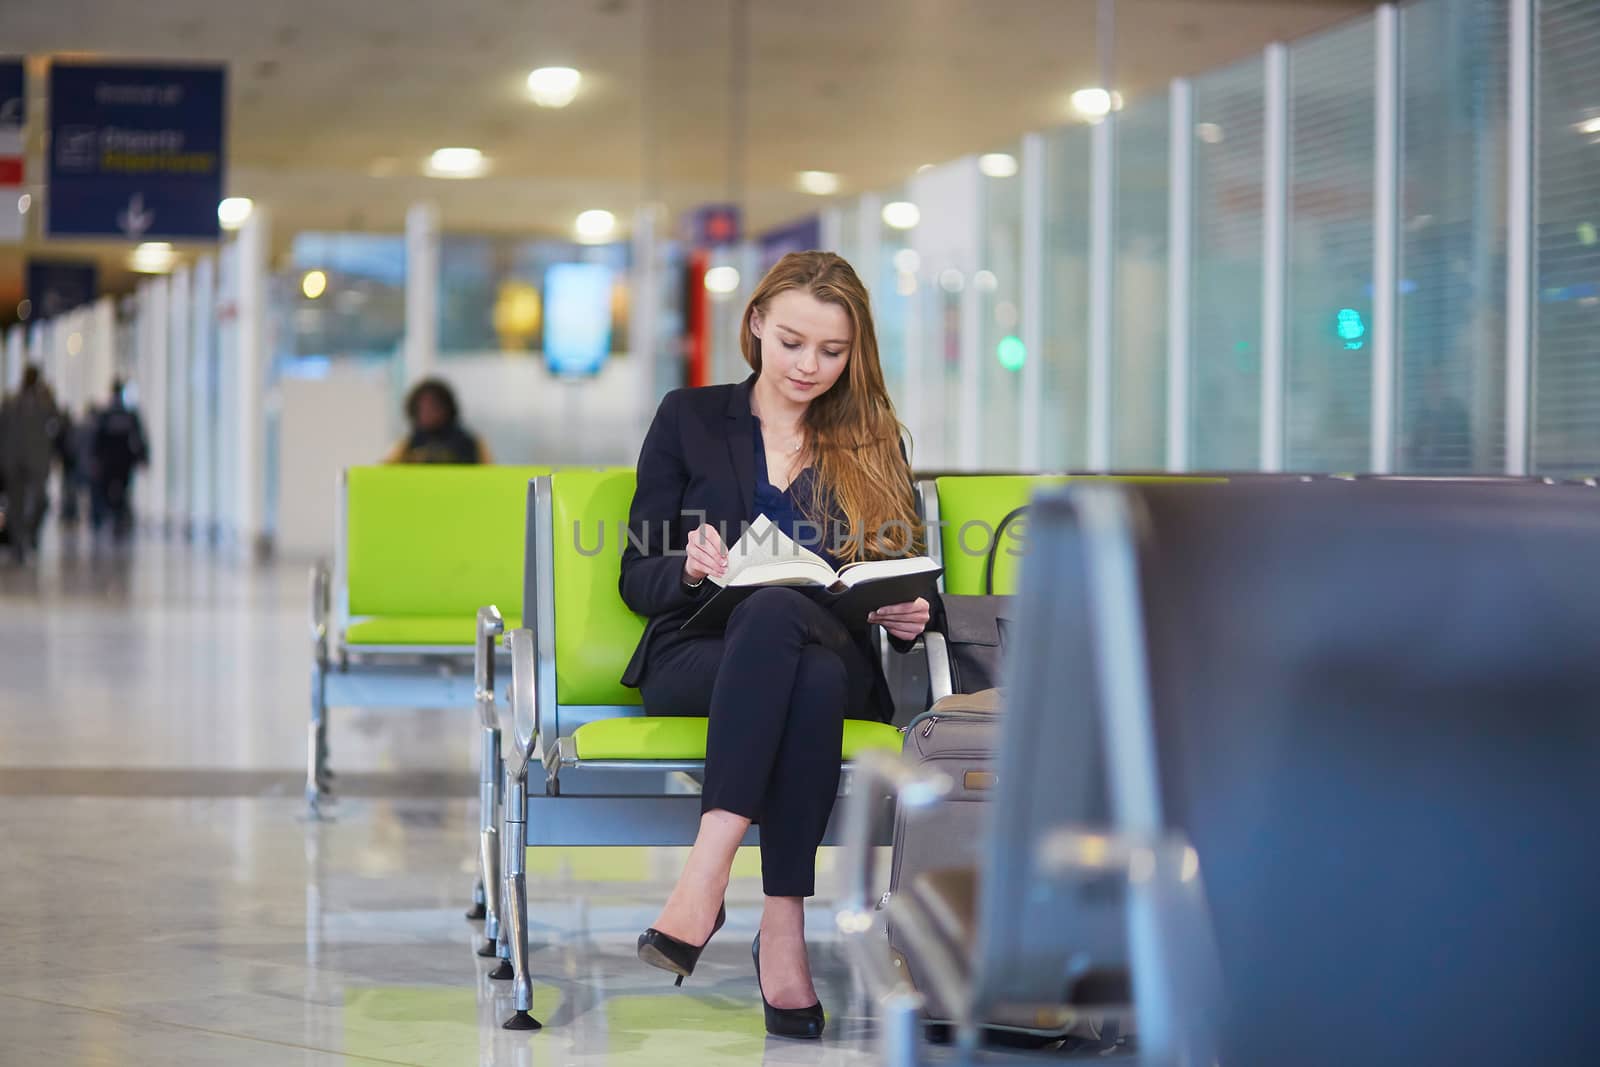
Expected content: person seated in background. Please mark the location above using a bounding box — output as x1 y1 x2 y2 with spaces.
384 378 491 464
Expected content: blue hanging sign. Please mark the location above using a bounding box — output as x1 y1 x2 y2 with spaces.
26 259 98 319
47 63 227 241
757 216 821 272
0 58 23 129
685 203 741 248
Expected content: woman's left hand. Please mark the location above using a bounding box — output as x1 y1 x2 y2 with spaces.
868 597 931 642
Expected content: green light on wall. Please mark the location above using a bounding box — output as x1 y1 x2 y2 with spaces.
997 335 1027 372
1336 308 1367 351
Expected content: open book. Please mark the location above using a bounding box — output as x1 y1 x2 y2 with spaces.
680 514 941 634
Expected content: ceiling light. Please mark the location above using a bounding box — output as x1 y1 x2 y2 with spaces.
16 192 30 214
797 170 840 196
129 242 176 274
892 248 920 275
882 201 920 230
1070 87 1124 122
939 269 965 293
973 270 999 292
426 147 488 179
979 153 1018 179
1576 116 1600 136
301 269 328 300
218 197 254 231
1196 123 1225 144
527 67 581 108
575 209 616 243
704 266 741 295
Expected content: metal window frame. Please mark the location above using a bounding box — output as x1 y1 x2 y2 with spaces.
1505 0 1534 476
1021 133 1046 470
1088 116 1117 470
958 159 983 471
1166 79 1195 473
1261 43 1291 473
1372 4 1402 475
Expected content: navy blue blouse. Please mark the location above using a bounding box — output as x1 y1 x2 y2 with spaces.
752 419 840 569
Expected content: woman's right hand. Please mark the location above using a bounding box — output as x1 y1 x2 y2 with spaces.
683 523 729 585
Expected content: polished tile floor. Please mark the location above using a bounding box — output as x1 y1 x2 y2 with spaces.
0 533 919 1065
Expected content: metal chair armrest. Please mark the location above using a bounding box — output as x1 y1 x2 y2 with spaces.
923 628 954 704
837 751 954 1002
474 606 505 729
309 562 331 665
506 628 541 777
1035 827 1224 1064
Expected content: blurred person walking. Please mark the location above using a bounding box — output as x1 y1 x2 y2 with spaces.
55 407 88 527
90 379 148 543
0 366 62 563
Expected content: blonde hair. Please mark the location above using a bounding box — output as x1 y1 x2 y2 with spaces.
740 251 920 561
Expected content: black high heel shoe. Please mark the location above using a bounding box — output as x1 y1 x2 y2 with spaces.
753 931 825 1039
637 903 727 986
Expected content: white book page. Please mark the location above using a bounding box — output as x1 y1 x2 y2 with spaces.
714 515 838 587
836 554 940 588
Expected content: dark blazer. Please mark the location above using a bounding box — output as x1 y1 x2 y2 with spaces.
618 374 918 720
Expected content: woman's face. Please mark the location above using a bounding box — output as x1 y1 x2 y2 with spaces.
751 289 852 408
414 391 450 431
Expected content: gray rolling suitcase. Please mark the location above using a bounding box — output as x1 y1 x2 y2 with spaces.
885 689 1001 1023
888 688 1002 907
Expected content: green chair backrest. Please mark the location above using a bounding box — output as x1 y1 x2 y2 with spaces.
934 474 1229 595
345 465 550 619
548 468 644 707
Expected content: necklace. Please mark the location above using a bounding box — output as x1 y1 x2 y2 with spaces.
751 396 805 455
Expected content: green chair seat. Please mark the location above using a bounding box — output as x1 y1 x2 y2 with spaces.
346 614 522 647
572 717 903 762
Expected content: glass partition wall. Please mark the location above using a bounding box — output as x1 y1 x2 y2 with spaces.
817 0 1592 478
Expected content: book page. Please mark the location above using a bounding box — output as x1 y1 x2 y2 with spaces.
837 554 941 588
715 514 837 587
729 558 838 588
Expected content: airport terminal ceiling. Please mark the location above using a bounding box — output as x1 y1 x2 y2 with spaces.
0 0 1377 309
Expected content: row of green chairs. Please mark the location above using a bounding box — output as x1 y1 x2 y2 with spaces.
306 464 549 826
310 464 1579 1032
477 469 1261 1027
476 469 1584 1028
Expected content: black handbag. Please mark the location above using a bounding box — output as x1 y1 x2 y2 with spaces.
936 593 1014 694
930 504 1027 695
983 504 1029 596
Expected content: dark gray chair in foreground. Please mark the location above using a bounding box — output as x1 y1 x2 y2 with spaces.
849 478 1600 1066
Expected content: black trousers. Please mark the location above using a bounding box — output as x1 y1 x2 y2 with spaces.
639 587 876 897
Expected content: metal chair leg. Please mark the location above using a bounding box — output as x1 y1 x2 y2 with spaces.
487 758 514 978
501 771 540 1030
305 663 330 819
471 726 502 930
466 879 487 921
881 989 926 1067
